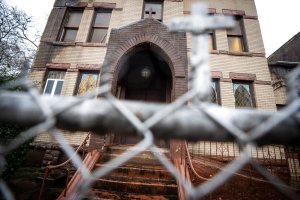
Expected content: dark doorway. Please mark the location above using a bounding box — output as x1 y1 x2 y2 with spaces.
114 43 172 146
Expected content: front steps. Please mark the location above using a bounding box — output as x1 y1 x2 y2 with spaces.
92 145 178 200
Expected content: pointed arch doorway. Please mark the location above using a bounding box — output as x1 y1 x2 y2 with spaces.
113 43 173 147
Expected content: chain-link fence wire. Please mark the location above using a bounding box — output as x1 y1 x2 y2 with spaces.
0 3 300 200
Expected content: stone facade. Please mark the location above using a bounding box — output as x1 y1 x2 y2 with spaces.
268 32 300 108
30 0 276 147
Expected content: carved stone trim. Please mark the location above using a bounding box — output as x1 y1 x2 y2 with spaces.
254 80 271 85
66 2 88 8
77 64 102 71
222 9 245 16
46 63 70 69
93 2 116 9
272 80 287 90
229 72 256 81
76 42 107 47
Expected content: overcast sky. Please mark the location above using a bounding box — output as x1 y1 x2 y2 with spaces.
6 0 300 57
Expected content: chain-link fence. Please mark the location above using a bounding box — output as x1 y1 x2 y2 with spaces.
1 3 300 200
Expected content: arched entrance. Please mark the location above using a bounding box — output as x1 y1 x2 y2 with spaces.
113 43 173 145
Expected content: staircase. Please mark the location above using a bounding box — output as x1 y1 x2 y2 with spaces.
91 145 178 199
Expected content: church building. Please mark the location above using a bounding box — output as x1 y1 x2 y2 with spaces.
28 0 298 199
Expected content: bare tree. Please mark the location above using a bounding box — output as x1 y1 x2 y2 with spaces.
0 0 39 81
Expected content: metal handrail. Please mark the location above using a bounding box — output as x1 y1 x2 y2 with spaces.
38 133 90 200
184 141 300 191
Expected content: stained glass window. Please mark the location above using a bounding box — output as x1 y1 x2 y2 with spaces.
233 82 254 108
76 72 99 95
210 80 218 104
43 70 66 96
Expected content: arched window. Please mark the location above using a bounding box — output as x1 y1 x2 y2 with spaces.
233 82 254 108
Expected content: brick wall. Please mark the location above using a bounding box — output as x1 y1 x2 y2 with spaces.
163 0 184 23
30 0 277 147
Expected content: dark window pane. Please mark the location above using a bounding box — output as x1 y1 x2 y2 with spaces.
77 73 98 95
227 20 242 35
228 36 244 52
209 33 214 50
144 2 162 20
67 12 83 27
94 12 112 27
90 28 107 43
44 80 54 94
54 80 64 95
233 83 253 108
63 29 78 42
47 70 65 79
276 104 285 111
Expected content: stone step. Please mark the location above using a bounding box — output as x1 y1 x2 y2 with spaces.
101 153 165 166
102 174 176 185
94 163 174 181
91 189 178 200
106 145 170 156
93 177 178 195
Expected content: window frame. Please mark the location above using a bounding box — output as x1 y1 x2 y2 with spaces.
232 81 256 108
43 70 66 96
142 0 164 22
88 9 112 43
43 79 64 96
74 70 100 95
209 30 217 51
58 9 83 42
227 16 248 52
211 79 221 105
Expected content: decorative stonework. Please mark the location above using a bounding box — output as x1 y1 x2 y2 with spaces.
102 18 188 100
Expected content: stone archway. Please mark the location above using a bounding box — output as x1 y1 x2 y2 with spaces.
113 42 172 145
102 18 188 100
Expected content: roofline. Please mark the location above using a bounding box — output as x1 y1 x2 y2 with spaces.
267 31 300 60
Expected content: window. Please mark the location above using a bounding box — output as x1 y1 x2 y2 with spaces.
75 71 99 95
89 10 112 43
59 10 83 42
210 79 220 104
43 70 66 96
208 31 216 50
233 82 255 108
143 1 163 21
227 16 247 52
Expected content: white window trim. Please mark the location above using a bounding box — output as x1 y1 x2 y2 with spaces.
43 78 64 96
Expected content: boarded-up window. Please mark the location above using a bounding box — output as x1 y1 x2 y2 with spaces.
43 70 66 96
75 71 99 95
233 82 255 108
143 1 163 21
227 16 247 52
89 10 112 43
60 10 83 42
